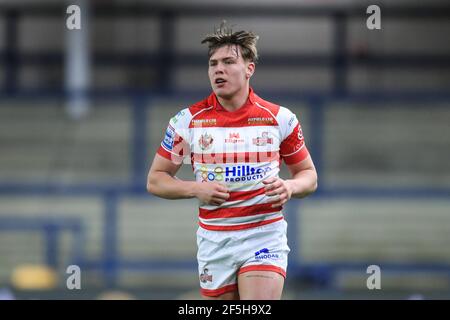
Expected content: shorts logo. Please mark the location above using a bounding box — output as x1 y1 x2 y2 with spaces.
255 248 269 256
162 125 175 151
200 268 213 283
199 132 214 151
254 248 279 260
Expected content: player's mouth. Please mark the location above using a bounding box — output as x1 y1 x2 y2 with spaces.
215 78 227 87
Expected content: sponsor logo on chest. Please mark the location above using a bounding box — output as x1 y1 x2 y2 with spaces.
248 117 274 125
224 132 244 143
191 118 217 127
199 165 272 183
252 131 273 146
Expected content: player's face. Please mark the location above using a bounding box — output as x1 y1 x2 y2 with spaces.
208 45 253 99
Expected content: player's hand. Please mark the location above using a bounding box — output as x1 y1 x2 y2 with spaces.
263 177 293 208
194 182 230 206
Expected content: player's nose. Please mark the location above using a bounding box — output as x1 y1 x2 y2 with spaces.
214 67 224 74
214 62 225 73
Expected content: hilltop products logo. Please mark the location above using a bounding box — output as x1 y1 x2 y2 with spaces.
254 248 279 260
200 166 224 182
199 165 271 183
200 268 213 283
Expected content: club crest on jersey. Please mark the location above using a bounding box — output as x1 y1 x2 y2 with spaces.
252 131 273 146
199 132 214 151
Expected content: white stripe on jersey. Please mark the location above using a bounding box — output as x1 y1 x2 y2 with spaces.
255 102 278 120
200 193 277 211
191 106 213 119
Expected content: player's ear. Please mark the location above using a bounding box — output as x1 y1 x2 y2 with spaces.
246 62 255 79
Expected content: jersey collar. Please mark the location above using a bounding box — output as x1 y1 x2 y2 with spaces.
208 87 256 112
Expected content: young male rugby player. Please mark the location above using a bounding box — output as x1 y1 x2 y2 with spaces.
147 24 317 300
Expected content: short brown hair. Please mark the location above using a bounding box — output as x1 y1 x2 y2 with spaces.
201 22 259 63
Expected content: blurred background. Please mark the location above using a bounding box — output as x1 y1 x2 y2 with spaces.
0 0 449 300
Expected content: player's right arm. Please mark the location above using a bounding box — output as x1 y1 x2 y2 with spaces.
147 154 230 205
146 110 229 205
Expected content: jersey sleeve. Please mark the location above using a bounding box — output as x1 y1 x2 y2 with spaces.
277 107 310 165
157 109 191 164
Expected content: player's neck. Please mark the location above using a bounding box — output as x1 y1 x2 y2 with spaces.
217 85 250 112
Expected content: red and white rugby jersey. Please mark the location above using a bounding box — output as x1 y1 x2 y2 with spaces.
157 88 309 231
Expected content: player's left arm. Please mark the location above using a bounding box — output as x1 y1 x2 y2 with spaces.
264 107 318 207
264 155 317 207
286 154 318 198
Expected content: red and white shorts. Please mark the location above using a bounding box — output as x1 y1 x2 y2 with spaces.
196 219 290 297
